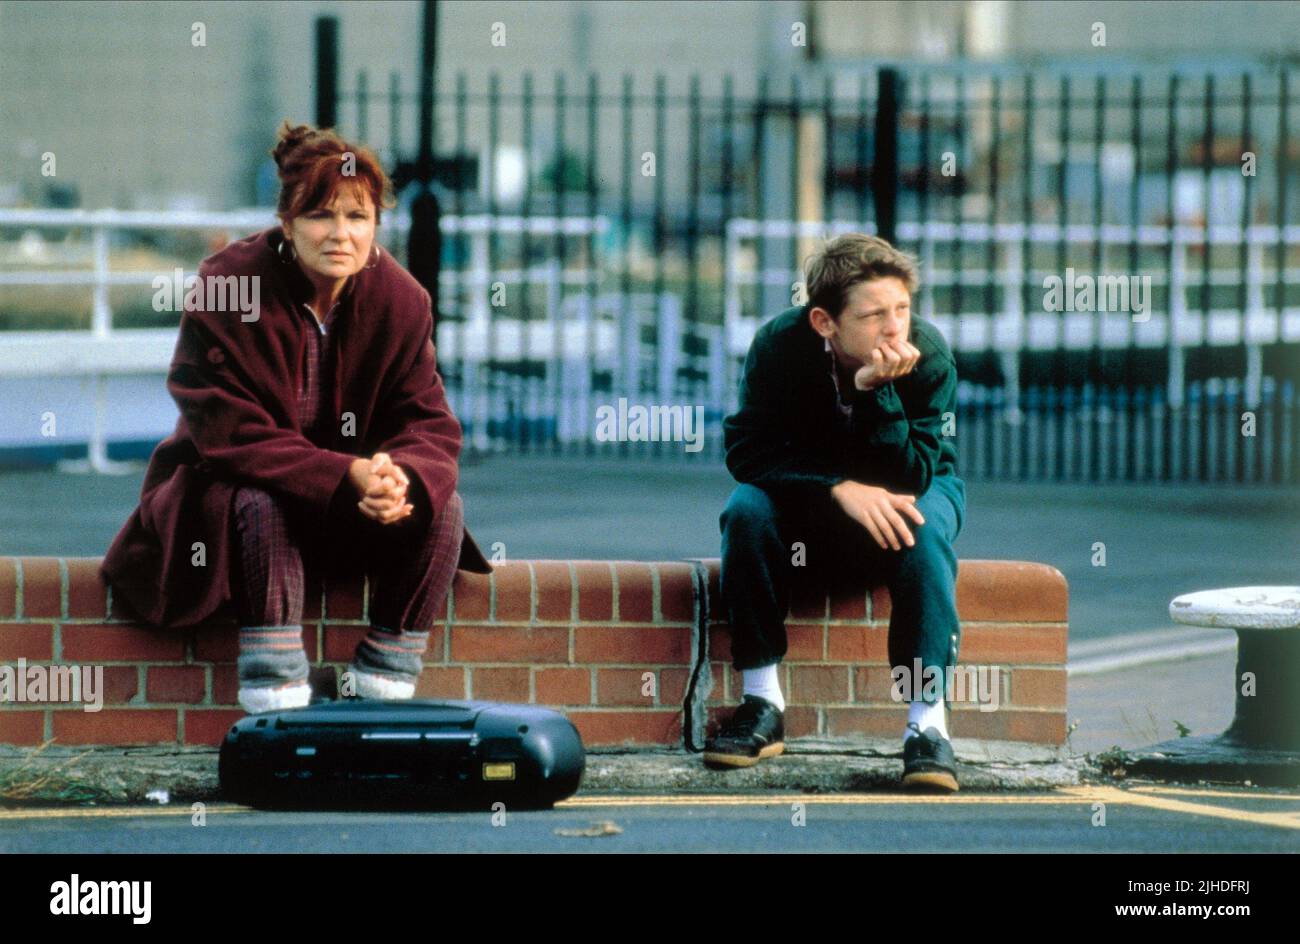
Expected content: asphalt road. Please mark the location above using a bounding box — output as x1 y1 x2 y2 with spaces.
1 786 1297 853
1 454 1296 645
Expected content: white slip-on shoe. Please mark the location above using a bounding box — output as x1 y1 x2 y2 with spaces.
237 680 312 714
347 664 417 700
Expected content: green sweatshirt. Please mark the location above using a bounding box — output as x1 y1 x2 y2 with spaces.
723 304 959 497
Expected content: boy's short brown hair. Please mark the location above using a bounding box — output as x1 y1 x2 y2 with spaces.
804 233 920 319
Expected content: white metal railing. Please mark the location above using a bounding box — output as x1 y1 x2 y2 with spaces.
7 206 1293 469
0 207 611 472
724 217 1300 413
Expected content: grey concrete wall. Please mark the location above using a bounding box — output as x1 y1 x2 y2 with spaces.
1 0 1294 212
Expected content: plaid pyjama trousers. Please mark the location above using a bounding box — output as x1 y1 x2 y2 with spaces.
230 299 464 691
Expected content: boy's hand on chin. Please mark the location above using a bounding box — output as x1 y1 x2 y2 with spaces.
853 337 922 391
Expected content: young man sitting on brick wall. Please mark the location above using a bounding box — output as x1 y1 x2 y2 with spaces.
706 233 967 791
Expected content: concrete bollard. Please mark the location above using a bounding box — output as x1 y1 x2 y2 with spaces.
1127 586 1300 786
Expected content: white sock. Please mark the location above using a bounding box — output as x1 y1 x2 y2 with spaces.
349 664 417 701
742 664 785 712
238 680 312 715
905 699 948 742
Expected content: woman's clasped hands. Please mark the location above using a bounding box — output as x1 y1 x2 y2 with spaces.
348 451 414 525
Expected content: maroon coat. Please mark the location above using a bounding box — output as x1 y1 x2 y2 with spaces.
101 227 492 630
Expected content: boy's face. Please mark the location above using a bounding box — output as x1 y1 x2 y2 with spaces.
809 276 911 369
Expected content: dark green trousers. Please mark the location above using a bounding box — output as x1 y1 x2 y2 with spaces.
718 474 966 704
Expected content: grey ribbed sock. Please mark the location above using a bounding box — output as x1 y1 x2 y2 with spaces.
353 626 429 682
238 624 310 688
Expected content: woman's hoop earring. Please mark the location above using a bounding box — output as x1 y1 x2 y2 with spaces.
276 236 296 264
364 244 381 269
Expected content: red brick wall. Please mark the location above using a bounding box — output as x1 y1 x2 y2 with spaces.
697 559 1069 747
0 556 1068 750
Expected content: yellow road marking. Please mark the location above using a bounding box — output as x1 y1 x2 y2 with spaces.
1061 786 1300 831
0 795 1085 820
0 804 247 821
1127 785 1300 802
0 787 1296 832
557 793 1094 807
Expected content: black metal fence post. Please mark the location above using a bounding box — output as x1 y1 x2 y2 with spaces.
314 17 338 129
408 0 442 347
873 66 900 244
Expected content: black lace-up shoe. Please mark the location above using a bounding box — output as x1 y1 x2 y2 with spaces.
901 721 959 792
703 695 785 768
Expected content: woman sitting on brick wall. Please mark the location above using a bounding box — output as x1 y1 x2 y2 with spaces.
101 120 492 713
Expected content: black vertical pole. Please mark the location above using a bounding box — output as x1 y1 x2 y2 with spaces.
1198 74 1214 483
1055 75 1070 482
521 72 534 453
584 72 599 458
755 74 769 323
791 74 801 280
1126 75 1141 482
721 74 736 435
315 16 338 129
1164 75 1179 481
1091 75 1105 483
988 76 1001 480
1020 74 1033 481
953 73 966 360
1275 72 1290 483
873 66 900 244
408 0 443 344
552 71 567 455
1237 72 1252 484
687 73 701 455
453 71 468 424
389 71 402 158
859 73 870 226
487 73 501 451
618 74 633 461
652 73 666 458
823 75 835 228
356 70 370 142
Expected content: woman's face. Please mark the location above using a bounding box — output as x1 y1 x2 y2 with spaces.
281 185 377 290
